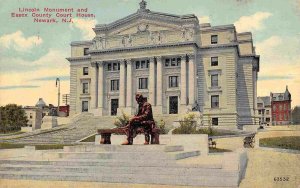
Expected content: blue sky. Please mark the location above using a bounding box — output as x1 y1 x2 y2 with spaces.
0 0 299 106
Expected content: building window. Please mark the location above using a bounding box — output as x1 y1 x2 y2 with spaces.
82 101 88 112
211 74 218 87
211 57 218 66
258 110 261 115
279 105 282 111
111 80 119 91
136 60 150 69
83 67 89 75
139 78 148 89
212 118 218 126
83 48 89 56
169 76 179 88
211 95 219 108
211 35 218 44
82 83 89 94
273 105 276 111
266 110 269 115
165 57 181 67
29 113 33 119
284 114 287 120
107 62 120 71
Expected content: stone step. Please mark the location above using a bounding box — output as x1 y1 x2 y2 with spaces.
42 150 200 160
64 145 184 153
0 159 177 167
0 164 236 177
0 170 239 187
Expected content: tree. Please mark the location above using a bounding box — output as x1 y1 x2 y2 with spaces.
292 106 300 125
0 104 28 133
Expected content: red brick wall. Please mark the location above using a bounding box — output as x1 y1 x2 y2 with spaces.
271 101 291 124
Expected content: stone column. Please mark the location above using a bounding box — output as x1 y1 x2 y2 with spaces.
118 60 126 114
125 59 133 115
90 62 98 109
96 61 104 116
155 56 163 113
180 55 187 109
149 57 156 105
188 54 196 106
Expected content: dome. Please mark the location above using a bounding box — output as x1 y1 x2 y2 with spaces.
35 98 47 108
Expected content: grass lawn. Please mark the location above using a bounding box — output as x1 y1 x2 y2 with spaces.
259 136 300 150
80 135 96 142
0 131 25 136
0 143 73 150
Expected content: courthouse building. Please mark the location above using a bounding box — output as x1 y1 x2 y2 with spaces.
67 0 260 127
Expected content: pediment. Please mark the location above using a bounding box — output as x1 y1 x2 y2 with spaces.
94 11 199 37
90 10 200 51
110 20 182 36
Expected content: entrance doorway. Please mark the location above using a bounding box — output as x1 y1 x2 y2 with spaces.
169 96 178 114
111 99 119 116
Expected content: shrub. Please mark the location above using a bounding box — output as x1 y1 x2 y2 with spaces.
157 119 167 134
114 111 130 128
173 113 199 134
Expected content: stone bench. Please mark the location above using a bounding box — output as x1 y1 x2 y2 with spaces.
98 125 160 145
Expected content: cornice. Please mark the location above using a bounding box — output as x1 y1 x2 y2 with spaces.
70 41 93 46
89 42 198 54
66 56 91 62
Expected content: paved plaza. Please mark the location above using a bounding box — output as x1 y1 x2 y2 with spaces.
0 126 299 188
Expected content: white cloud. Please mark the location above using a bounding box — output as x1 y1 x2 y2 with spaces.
0 31 43 51
234 12 272 32
70 18 97 39
256 36 300 107
198 16 210 23
255 36 282 55
0 58 69 106
0 49 69 72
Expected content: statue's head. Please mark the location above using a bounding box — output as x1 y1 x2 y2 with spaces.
135 93 145 105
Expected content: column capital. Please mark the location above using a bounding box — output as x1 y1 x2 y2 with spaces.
126 59 134 65
154 56 162 61
149 57 155 62
187 54 195 60
96 61 105 67
118 59 126 65
91 62 97 67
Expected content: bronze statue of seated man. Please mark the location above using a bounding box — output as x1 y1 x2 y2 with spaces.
122 93 155 145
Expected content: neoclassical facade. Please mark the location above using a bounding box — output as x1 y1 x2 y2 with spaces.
67 1 260 127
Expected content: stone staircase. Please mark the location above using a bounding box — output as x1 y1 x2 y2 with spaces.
0 113 181 145
1 114 116 144
0 145 244 187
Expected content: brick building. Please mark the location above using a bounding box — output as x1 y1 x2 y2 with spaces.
271 86 292 125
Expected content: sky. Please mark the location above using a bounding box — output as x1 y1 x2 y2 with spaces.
0 0 299 107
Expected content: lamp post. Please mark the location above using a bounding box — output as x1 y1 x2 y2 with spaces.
56 78 60 116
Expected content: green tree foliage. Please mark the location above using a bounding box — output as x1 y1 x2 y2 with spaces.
0 104 28 133
114 111 130 128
